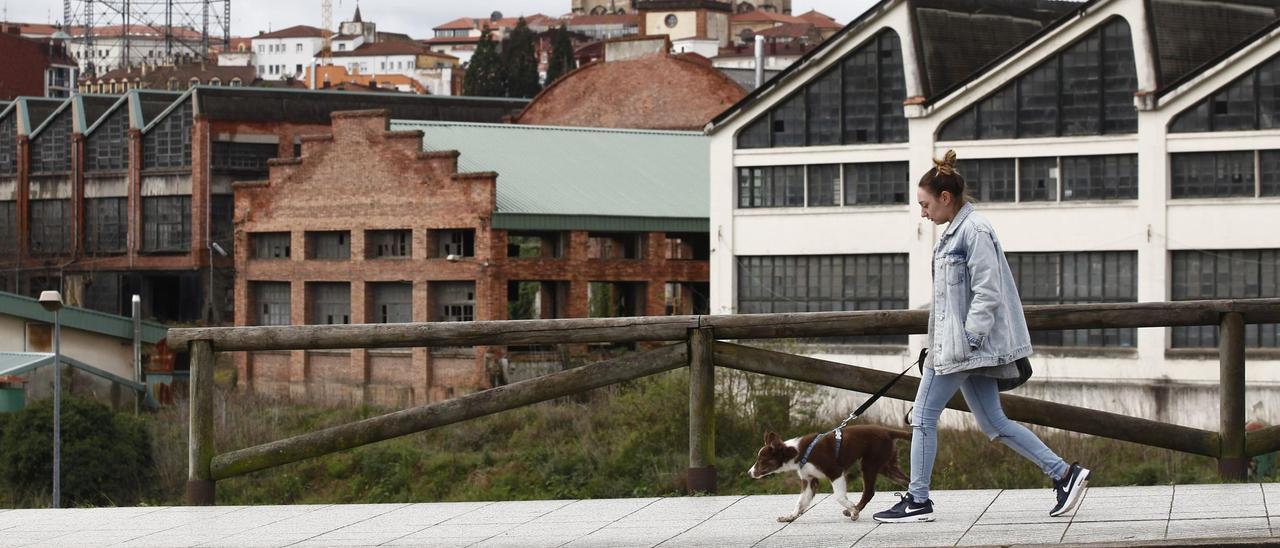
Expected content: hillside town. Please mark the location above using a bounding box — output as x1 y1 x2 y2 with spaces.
1 0 1280 528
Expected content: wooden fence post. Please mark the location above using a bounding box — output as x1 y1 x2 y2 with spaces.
187 340 216 505
1219 312 1247 480
688 327 716 494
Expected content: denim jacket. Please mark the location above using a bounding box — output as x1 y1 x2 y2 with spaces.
927 203 1032 375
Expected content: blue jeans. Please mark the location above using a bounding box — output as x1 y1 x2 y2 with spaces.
908 366 1069 501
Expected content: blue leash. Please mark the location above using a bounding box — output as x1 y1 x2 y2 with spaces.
797 348 927 467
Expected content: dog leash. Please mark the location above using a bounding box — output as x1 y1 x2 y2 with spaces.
797 348 928 467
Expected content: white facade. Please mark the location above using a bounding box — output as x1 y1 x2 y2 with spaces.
707 0 1280 430
69 36 171 74
252 35 327 80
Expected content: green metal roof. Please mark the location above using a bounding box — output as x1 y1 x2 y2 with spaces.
391 121 709 232
0 292 168 344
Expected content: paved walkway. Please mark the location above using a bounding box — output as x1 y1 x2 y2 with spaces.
0 483 1277 547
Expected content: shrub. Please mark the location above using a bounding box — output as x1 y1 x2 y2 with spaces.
0 396 155 507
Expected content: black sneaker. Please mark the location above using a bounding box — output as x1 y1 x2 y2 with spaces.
1049 462 1090 517
873 493 935 523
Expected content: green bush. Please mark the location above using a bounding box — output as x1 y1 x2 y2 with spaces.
0 396 155 507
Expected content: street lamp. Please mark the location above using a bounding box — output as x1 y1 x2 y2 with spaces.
37 290 63 509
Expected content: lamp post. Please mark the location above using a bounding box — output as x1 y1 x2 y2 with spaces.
38 290 63 509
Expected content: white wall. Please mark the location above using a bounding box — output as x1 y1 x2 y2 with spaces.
252 36 326 80
708 0 1280 428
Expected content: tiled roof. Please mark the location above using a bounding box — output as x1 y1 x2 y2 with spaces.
255 25 332 39
731 10 805 24
328 40 429 57
515 52 746 131
434 17 478 30
71 24 204 40
566 14 641 26
795 9 843 29
422 36 483 44
87 64 256 88
396 121 708 229
1149 0 1280 90
756 22 816 39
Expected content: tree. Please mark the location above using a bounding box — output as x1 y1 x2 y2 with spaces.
463 31 505 97
544 27 577 86
502 17 542 98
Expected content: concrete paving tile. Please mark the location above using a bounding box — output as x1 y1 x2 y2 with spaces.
769 519 876 538
529 498 658 523
401 522 520 539
1084 485 1174 498
1072 508 1172 522
1061 519 1167 543
111 533 225 548
563 525 686 547
1175 483 1261 494
198 536 316 548
340 502 491 530
956 522 1068 545
752 534 860 548
852 529 964 547
381 539 483 548
1165 517 1270 539
973 509 1063 525
599 518 704 530
439 500 574 525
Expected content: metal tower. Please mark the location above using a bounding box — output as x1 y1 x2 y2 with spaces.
63 0 232 76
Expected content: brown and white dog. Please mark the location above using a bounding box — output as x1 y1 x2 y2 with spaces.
747 425 910 522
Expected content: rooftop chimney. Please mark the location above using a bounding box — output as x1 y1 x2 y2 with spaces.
754 35 764 89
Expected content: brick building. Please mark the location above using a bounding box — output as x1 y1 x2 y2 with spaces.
0 28 79 99
234 110 709 407
0 87 526 323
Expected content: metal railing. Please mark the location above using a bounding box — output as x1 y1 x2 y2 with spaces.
169 298 1280 505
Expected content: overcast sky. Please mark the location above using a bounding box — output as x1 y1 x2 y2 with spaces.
8 0 879 38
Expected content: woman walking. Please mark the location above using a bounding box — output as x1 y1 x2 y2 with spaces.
873 151 1089 523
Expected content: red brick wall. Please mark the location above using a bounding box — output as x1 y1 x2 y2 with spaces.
234 109 709 409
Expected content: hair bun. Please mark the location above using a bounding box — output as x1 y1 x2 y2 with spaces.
933 150 958 176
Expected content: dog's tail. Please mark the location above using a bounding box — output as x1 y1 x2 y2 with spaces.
888 428 912 441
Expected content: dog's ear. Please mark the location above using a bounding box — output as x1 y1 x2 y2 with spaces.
765 432 781 447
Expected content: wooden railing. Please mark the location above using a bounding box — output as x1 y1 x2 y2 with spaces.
169 298 1280 505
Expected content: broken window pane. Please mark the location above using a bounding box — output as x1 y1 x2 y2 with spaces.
371 282 413 324
878 32 908 142
1211 74 1257 131
1008 251 1136 347
86 109 129 172
1262 150 1280 197
0 201 16 258
142 101 193 169
307 231 350 260
1171 151 1255 198
254 282 291 326
806 67 842 146
771 93 805 147
434 282 476 322
844 162 908 205
842 41 878 144
1018 61 1059 138
1062 154 1137 200
1060 32 1102 136
0 115 16 175
29 199 72 255
1172 250 1279 347
736 114 771 149
806 164 840 206
367 229 412 259
308 282 350 325
252 232 292 259
1018 158 1058 202
737 254 908 344
141 196 191 253
956 158 1015 202
976 87 1016 139
86 197 128 254
30 115 71 174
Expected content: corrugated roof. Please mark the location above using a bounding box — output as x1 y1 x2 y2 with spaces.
392 121 709 224
0 352 145 393
0 291 168 344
